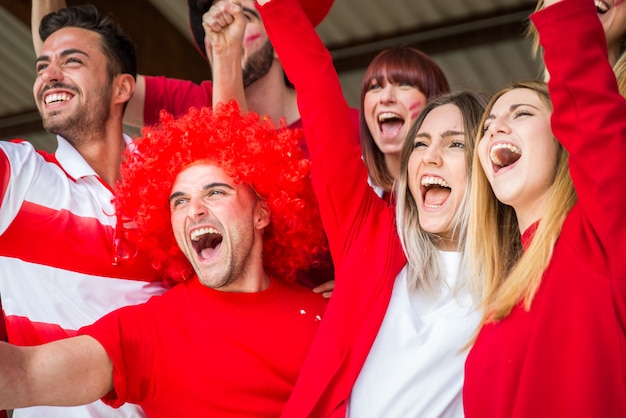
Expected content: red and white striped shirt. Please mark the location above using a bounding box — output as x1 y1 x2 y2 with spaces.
0 135 167 418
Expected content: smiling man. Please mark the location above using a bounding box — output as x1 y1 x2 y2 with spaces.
0 102 328 417
0 5 167 418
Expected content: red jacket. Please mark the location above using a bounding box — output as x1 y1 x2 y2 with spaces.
259 0 407 416
464 0 626 416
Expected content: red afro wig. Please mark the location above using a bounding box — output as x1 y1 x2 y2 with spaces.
115 102 327 285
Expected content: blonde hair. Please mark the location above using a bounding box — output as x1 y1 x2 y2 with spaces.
468 81 577 326
615 53 626 97
395 91 487 295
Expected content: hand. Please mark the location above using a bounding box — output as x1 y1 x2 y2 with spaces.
541 0 562 8
312 280 335 299
202 0 246 63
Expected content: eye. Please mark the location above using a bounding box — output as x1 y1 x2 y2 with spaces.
450 140 465 149
36 63 48 73
367 79 382 91
513 109 533 118
482 122 491 133
413 140 427 149
206 189 227 198
170 197 189 210
65 57 83 66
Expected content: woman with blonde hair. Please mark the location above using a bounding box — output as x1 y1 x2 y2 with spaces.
464 0 626 416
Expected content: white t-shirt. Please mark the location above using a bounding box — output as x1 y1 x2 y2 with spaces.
348 250 479 418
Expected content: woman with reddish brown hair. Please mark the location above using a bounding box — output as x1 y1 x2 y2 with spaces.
360 46 450 202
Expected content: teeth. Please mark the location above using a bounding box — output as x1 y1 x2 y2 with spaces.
44 93 72 105
421 176 450 189
490 143 521 166
378 112 401 122
595 0 608 13
190 227 220 241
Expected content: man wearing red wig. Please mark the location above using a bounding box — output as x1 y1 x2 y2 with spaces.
0 103 328 417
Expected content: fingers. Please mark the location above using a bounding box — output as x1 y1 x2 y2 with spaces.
202 0 243 34
312 280 335 299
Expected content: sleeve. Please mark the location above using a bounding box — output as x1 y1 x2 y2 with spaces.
143 76 214 126
532 0 626 278
0 140 41 235
79 303 157 408
258 0 388 266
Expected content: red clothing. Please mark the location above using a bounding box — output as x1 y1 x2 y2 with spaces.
463 1 626 417
259 0 407 416
80 277 327 417
143 76 213 126
0 136 165 418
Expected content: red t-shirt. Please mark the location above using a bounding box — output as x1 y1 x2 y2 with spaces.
80 276 327 417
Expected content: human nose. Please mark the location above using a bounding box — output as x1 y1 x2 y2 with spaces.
486 116 511 136
39 62 63 84
423 143 443 165
187 197 207 219
379 84 396 103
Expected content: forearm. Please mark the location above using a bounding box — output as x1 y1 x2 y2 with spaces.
31 0 67 55
0 341 33 408
0 336 113 409
211 50 246 111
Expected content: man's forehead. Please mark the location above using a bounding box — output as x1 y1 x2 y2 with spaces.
173 162 232 187
41 27 101 54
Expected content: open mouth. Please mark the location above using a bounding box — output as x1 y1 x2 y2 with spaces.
421 176 451 209
595 1 609 14
378 112 405 138
190 227 223 259
490 143 521 172
43 92 74 106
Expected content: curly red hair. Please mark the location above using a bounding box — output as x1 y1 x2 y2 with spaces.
115 102 327 285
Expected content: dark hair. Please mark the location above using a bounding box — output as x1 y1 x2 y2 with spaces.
39 4 137 81
360 46 450 192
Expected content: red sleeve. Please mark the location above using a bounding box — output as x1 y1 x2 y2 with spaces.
532 0 626 277
143 76 214 125
79 303 157 408
259 0 388 266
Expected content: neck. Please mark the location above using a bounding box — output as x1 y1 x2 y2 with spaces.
72 117 125 188
245 61 299 126
384 152 401 186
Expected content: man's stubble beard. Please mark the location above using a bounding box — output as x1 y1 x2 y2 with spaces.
242 41 275 89
41 82 112 147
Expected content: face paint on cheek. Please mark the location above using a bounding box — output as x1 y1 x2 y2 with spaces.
409 101 424 120
615 0 625 7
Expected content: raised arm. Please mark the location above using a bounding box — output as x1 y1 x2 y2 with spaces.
203 0 247 111
532 0 626 272
257 0 385 263
31 0 65 55
0 336 113 409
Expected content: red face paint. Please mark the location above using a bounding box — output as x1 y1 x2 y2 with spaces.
409 102 423 120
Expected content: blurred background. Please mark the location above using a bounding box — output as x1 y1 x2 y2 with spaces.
0 0 542 151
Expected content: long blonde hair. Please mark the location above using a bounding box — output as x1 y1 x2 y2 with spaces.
395 91 487 295
468 81 577 325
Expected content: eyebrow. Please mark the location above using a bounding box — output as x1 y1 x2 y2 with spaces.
36 48 89 65
415 130 465 140
168 182 235 204
242 6 260 19
485 103 540 121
